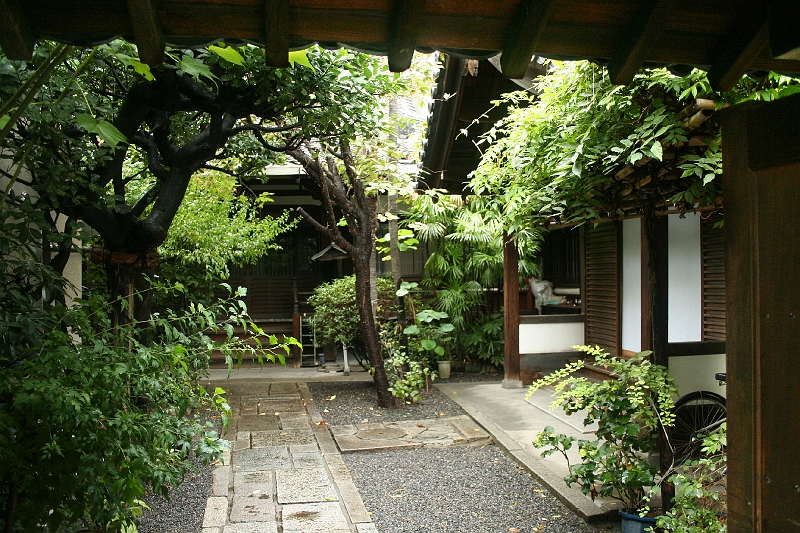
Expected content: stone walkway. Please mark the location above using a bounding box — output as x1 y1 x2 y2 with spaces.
201 381 378 533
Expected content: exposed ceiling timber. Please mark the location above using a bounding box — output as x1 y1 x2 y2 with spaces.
0 0 34 61
608 0 675 86
126 0 165 65
768 2 800 60
387 0 426 72
708 17 770 92
500 0 556 79
264 0 290 68
422 56 465 188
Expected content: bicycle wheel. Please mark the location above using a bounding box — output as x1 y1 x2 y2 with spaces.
671 390 727 466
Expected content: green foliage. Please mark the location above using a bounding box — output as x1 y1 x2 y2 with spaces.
652 424 727 533
461 310 505 367
529 346 678 513
308 275 362 348
0 201 296 531
403 190 537 366
469 62 800 229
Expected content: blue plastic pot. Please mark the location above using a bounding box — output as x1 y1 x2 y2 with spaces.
619 509 657 533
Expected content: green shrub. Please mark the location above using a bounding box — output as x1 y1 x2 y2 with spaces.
0 204 290 532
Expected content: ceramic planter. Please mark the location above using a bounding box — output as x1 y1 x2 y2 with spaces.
619 510 657 533
437 360 451 379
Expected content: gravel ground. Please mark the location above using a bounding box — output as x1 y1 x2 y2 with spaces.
137 414 222 533
307 372 501 426
344 446 619 533
311 379 620 533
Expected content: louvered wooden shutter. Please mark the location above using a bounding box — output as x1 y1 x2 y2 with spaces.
702 213 726 340
584 221 621 355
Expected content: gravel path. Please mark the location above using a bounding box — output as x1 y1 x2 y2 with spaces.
311 379 620 533
137 415 222 533
138 376 620 533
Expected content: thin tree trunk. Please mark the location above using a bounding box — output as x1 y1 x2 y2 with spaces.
354 256 393 407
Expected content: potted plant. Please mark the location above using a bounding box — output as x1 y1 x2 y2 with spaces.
528 345 677 532
402 308 454 378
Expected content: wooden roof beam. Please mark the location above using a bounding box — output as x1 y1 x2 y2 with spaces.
126 0 165 65
608 0 675 85
500 0 556 80
0 0 34 61
707 15 769 92
265 0 290 68
388 0 426 72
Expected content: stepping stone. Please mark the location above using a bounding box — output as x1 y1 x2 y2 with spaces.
230 493 276 522
357 427 406 440
282 502 350 533
223 523 278 533
251 429 315 447
450 415 491 442
280 415 311 430
202 497 228 528
236 415 282 432
269 382 299 395
258 399 306 414
276 467 337 503
234 470 273 490
234 446 293 471
291 451 325 469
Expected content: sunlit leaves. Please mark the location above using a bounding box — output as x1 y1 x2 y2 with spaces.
208 44 244 65
76 113 127 149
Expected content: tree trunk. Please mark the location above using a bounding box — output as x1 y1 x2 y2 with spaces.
353 255 393 407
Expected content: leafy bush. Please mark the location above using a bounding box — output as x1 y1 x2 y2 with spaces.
652 424 727 533
462 310 505 368
0 202 290 532
529 346 677 513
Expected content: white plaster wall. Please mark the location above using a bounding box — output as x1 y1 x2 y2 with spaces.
519 322 585 354
621 218 642 353
668 213 702 342
668 353 727 398
1 159 82 302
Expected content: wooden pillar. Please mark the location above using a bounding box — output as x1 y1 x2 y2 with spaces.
640 203 673 509
720 94 800 533
291 278 302 368
502 232 522 388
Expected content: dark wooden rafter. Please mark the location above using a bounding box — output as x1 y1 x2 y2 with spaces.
500 0 556 80
264 0 290 68
708 12 770 92
388 0 426 72
608 0 676 86
126 0 165 65
0 0 34 61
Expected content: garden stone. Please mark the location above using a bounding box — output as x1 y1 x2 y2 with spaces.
251 429 315 447
281 502 350 533
230 493 276 522
276 467 337 503
234 446 293 471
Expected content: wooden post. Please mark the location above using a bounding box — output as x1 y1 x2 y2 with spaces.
720 95 800 533
503 232 522 388
291 278 302 368
640 204 673 510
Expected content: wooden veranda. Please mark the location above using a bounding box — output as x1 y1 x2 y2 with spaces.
2 1 799 531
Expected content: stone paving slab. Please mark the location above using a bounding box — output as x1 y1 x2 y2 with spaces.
233 446 293 471
212 466 231 496
279 414 311 429
276 467 338 504
234 470 274 489
223 522 279 533
291 451 325 469
257 399 306 414
251 429 315 447
331 416 491 453
202 497 229 528
235 414 282 432
281 502 350 533
230 494 276 522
